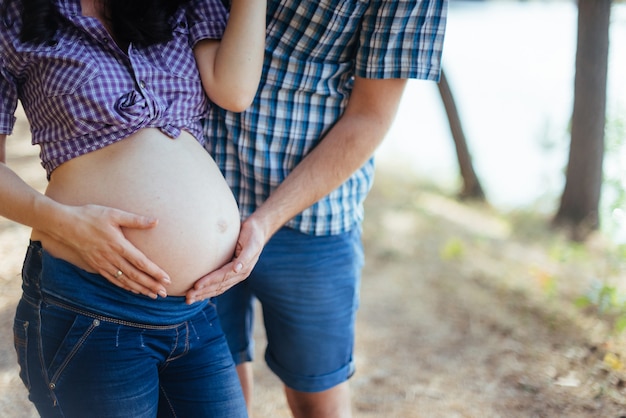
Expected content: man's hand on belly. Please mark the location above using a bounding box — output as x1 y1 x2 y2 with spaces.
186 218 265 304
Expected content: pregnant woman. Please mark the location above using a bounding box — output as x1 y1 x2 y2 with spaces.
0 0 265 416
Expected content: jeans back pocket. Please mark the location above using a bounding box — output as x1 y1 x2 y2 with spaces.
13 317 31 390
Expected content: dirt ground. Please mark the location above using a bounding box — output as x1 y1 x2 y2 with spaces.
2 115 626 417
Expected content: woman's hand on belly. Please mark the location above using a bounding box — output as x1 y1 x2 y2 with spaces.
35 203 172 299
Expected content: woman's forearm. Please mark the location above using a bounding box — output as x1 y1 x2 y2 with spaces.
0 158 68 237
194 0 266 111
0 150 170 297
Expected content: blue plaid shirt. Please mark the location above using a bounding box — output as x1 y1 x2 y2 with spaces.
205 0 448 236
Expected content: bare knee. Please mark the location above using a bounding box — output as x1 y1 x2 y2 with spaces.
284 382 352 418
236 363 254 417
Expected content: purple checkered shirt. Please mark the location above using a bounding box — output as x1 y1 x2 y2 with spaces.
0 0 228 178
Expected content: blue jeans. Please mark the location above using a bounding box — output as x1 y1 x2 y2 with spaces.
13 241 247 418
216 227 364 392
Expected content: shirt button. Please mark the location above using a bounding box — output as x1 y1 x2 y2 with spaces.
139 80 146 89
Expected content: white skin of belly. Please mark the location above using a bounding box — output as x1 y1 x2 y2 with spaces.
32 129 240 296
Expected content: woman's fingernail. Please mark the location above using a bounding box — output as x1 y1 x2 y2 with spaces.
158 289 167 298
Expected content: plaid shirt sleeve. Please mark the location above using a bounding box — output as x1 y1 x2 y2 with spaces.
0 55 17 135
356 0 447 81
186 0 229 47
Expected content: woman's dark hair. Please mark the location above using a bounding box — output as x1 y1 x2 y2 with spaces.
18 0 189 46
18 0 61 44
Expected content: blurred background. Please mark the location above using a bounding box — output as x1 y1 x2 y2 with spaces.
377 0 626 243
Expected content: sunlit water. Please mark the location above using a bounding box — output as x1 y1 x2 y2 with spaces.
377 0 626 243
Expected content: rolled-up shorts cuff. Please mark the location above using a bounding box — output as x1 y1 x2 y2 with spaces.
232 348 254 366
266 351 356 393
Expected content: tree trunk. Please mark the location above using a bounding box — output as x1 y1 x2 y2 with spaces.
553 0 611 241
437 68 485 201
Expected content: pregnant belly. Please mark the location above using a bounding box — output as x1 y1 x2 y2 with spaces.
34 129 240 296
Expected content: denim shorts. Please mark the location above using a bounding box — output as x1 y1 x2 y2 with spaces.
216 226 364 392
13 241 247 418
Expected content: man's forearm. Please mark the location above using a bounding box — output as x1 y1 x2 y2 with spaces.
248 77 409 241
